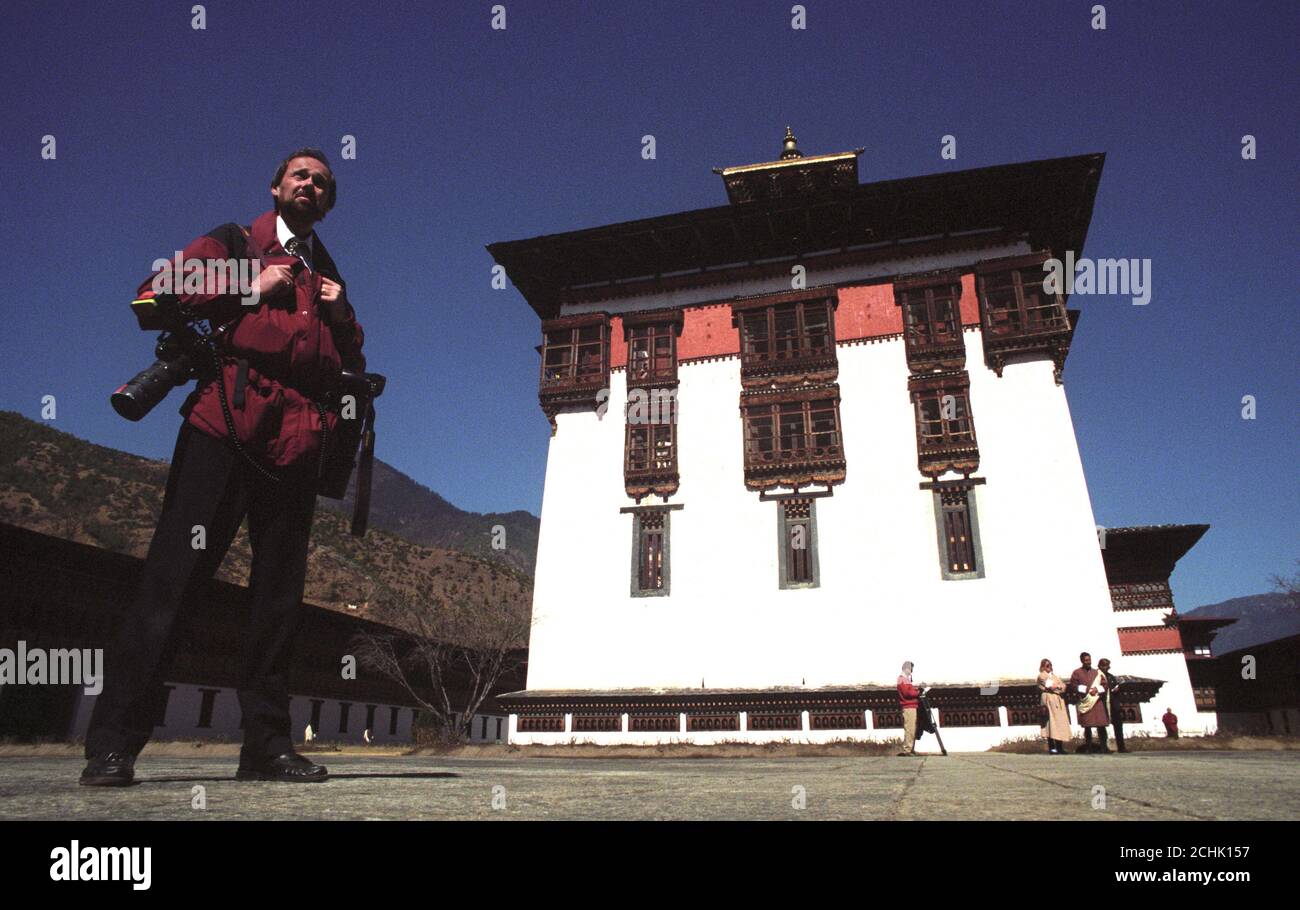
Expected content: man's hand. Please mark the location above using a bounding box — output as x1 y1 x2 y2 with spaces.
253 264 295 300
319 277 349 324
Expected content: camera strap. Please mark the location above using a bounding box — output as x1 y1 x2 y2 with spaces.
200 226 291 487
350 396 377 537
207 225 342 493
229 226 260 410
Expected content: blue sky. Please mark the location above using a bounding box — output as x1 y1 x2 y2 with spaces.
1 0 1295 609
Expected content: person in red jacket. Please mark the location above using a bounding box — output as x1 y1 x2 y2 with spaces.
81 148 363 787
897 661 922 755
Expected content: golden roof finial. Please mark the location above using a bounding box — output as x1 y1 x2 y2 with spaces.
779 125 803 160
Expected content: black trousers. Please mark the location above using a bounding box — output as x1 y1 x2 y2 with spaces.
85 421 318 761
1083 726 1110 751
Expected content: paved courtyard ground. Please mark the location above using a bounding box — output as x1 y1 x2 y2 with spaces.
1 751 1296 820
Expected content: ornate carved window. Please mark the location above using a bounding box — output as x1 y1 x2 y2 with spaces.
624 388 678 499
621 504 680 597
517 715 564 733
895 271 965 371
778 498 818 588
637 511 666 594
537 312 610 429
1192 687 1217 712
1116 703 1142 724
732 291 838 387
810 711 866 730
629 714 679 732
748 712 802 731
908 371 979 477
686 713 739 732
872 709 903 729
740 387 846 491
572 714 622 733
938 708 1001 727
927 479 984 579
975 252 1075 382
624 309 683 386
1108 581 1175 611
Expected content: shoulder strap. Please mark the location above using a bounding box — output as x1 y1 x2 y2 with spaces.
223 225 259 409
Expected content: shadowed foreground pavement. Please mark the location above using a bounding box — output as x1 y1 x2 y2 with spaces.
1 752 1296 820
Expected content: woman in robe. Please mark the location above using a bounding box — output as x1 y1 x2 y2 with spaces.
1037 658 1071 754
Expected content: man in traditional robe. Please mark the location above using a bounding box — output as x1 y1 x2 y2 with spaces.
1068 652 1110 753
1097 658 1127 753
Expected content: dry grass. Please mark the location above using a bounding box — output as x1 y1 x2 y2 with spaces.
409 739 907 759
6 732 1295 760
988 733 1300 754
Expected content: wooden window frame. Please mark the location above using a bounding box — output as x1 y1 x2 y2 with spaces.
731 291 838 387
926 479 985 580
894 271 966 371
624 388 678 500
622 504 682 597
739 386 846 490
777 497 819 589
623 309 683 386
975 253 1070 338
975 252 1075 382
537 312 611 430
907 371 979 477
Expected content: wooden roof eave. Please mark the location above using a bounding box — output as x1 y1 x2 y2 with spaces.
486 153 1106 319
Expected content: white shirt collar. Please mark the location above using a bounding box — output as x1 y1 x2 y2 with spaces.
275 215 314 254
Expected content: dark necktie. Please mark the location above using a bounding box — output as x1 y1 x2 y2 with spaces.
284 237 313 273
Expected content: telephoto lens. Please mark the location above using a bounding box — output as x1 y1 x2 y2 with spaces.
111 346 195 421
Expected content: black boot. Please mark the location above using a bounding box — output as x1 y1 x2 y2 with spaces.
80 752 136 787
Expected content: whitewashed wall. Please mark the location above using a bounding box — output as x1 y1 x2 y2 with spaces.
520 235 1206 747
529 330 1121 689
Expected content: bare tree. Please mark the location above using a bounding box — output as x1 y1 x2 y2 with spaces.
1270 560 1300 610
352 581 530 743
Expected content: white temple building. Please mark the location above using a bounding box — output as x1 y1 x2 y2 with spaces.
487 130 1209 751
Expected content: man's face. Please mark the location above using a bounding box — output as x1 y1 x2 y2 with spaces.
273 156 332 223
1098 660 1110 672
1081 654 1092 669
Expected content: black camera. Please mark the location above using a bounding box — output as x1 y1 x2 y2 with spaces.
111 294 216 421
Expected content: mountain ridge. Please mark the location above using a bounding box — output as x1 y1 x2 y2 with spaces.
1183 592 1300 654
0 410 536 625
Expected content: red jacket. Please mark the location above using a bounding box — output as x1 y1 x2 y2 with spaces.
138 210 365 471
897 676 921 709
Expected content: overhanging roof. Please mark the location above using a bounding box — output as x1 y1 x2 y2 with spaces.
487 152 1106 319
1101 524 1210 584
